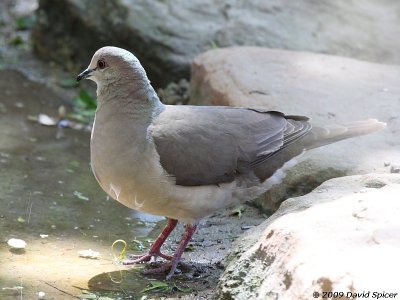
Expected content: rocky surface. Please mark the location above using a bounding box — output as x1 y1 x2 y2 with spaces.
32 0 400 87
191 47 400 211
216 173 400 300
0 0 91 105
157 78 191 105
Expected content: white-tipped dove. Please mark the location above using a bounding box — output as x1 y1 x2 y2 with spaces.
77 46 385 279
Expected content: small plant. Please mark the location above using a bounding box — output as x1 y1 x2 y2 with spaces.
15 15 36 30
9 35 24 46
69 89 97 122
231 205 246 219
59 78 79 88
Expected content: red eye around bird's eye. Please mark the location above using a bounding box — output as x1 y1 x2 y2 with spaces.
97 59 106 69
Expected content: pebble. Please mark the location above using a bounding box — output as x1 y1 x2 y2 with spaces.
78 249 100 259
7 238 26 249
241 225 255 230
390 165 400 174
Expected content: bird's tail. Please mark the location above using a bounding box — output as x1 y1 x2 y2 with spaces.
301 119 386 150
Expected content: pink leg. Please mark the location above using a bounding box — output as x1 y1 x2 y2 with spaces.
122 218 178 265
142 223 198 280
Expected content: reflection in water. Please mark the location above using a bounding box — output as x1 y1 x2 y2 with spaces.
87 265 204 299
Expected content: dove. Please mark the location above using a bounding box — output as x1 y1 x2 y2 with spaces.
77 46 385 279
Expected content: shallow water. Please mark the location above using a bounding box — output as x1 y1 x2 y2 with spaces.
0 69 265 300
0 70 193 299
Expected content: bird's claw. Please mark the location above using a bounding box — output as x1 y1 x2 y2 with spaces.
142 262 179 280
143 260 192 280
122 253 152 264
122 251 173 265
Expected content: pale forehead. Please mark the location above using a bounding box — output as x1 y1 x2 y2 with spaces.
90 46 138 64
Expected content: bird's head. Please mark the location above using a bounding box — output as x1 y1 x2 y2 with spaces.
77 46 148 85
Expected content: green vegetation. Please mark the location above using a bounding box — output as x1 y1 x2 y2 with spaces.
9 35 24 46
15 15 36 30
59 78 79 88
231 205 246 219
140 280 192 293
69 89 97 122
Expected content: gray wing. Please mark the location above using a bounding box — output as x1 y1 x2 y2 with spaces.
151 105 311 186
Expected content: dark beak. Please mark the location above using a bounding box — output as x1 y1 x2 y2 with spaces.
77 68 95 82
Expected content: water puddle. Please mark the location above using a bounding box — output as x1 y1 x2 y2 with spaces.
0 70 189 299
0 69 264 299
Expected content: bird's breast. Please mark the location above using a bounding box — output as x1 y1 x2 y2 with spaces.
90 113 174 214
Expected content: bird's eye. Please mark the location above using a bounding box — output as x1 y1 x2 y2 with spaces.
97 59 106 69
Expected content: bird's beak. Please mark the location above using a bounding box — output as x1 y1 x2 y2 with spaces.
77 68 96 81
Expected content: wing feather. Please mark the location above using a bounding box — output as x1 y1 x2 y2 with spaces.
151 106 310 186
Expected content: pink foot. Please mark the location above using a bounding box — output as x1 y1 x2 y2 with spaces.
122 218 177 265
122 218 198 280
144 223 198 280
122 251 173 264
142 260 191 278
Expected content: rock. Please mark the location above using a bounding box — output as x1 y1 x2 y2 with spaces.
216 173 400 300
32 0 400 87
390 165 400 174
11 0 38 18
7 238 27 249
157 79 190 105
191 47 400 211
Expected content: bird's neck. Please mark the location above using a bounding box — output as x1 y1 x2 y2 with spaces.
95 78 164 122
92 80 164 157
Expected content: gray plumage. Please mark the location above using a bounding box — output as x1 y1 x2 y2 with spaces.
77 46 385 279
152 106 311 186
77 46 385 221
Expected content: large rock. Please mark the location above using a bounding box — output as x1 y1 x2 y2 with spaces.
216 173 400 300
191 47 400 211
32 0 400 87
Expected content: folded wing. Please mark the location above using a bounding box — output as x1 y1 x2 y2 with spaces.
151 105 311 186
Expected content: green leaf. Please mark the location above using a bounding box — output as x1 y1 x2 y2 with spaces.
17 216 26 223
80 293 97 299
15 15 36 30
130 238 146 251
76 90 97 109
73 191 89 201
140 281 170 293
60 78 78 88
231 205 246 219
72 89 97 122
184 243 195 252
210 40 219 49
9 36 24 46
68 160 80 168
173 284 192 293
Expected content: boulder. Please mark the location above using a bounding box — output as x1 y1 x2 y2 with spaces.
216 173 400 300
191 47 400 211
32 0 400 87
